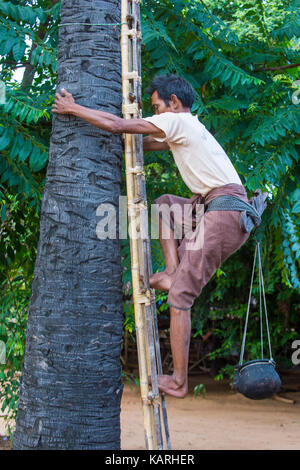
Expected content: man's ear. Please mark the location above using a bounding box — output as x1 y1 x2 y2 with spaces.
170 93 180 107
170 94 176 103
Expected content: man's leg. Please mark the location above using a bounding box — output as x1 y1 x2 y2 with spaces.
149 214 180 291
157 306 190 398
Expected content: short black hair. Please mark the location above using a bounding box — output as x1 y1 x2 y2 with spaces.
146 74 196 108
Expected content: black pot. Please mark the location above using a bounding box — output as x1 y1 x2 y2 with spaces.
233 359 281 400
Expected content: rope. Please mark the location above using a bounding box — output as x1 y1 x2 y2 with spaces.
239 243 257 365
127 200 148 211
258 242 263 358
239 240 273 365
141 394 160 407
58 22 128 28
126 166 145 176
257 242 273 360
134 289 155 306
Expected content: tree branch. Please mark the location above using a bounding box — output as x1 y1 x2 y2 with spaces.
254 62 300 72
21 0 60 89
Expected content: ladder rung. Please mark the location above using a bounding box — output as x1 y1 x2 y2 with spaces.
123 71 141 80
122 103 139 114
125 166 144 176
126 29 142 38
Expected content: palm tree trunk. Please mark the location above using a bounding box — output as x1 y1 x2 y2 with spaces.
13 0 123 450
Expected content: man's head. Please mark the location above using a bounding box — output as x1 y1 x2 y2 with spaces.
146 74 196 114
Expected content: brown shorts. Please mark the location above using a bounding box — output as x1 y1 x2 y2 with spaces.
154 183 250 310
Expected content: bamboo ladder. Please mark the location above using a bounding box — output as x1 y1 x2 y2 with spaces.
120 0 171 451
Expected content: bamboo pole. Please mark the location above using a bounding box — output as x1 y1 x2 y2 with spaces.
121 0 171 450
121 0 153 450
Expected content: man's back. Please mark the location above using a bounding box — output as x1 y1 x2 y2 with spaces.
144 112 242 196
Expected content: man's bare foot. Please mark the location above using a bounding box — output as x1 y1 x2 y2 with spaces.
157 374 188 398
149 270 176 292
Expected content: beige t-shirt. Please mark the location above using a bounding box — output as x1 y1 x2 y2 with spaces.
143 112 242 196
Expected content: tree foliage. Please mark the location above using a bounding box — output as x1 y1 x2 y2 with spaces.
0 0 59 207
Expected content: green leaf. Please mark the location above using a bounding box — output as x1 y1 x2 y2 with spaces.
0 204 6 221
18 139 32 163
12 40 26 62
30 45 42 66
292 200 300 213
29 146 41 172
0 129 12 151
0 34 17 55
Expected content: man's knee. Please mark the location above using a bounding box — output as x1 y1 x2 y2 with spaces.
169 302 191 316
155 194 173 206
168 283 195 311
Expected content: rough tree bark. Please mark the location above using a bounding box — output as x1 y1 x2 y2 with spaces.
13 0 124 450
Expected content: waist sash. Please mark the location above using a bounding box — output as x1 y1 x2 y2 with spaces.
205 190 268 233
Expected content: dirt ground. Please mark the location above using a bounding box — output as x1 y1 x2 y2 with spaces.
1 373 300 450
121 374 300 450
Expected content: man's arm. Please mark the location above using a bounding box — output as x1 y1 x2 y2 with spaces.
52 89 166 139
143 135 170 152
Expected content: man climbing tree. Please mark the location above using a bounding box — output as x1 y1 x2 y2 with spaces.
53 73 254 399
13 0 124 449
